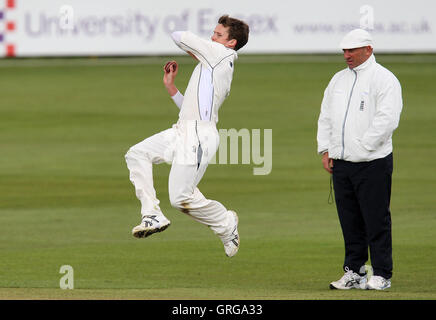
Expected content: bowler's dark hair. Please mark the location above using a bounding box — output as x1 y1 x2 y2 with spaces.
218 15 249 51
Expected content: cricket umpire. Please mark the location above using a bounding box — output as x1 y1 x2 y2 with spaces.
317 29 403 290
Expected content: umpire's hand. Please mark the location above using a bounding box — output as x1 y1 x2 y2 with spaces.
322 152 333 174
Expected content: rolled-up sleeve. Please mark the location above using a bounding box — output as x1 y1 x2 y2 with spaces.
171 90 184 109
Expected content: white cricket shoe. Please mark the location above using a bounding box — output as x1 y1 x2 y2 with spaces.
329 267 367 290
222 210 240 258
366 275 391 290
132 215 171 238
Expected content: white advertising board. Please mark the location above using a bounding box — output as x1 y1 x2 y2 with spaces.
0 0 435 57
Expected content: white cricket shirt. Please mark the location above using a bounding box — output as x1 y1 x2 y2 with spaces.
171 31 237 123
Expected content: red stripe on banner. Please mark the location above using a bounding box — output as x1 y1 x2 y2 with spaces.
7 0 16 9
6 44 15 57
6 21 15 31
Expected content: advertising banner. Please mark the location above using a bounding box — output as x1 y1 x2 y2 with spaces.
0 0 435 57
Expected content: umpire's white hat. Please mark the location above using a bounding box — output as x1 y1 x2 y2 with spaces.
340 29 373 49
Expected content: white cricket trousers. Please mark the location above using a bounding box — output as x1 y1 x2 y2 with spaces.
125 120 234 239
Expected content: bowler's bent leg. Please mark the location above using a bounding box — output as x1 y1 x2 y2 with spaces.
125 128 175 218
168 163 234 239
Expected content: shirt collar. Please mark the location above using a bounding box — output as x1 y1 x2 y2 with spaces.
352 54 375 71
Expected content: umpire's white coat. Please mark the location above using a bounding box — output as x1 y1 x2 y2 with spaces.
317 54 403 162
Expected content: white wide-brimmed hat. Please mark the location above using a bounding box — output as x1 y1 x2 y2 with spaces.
340 29 373 49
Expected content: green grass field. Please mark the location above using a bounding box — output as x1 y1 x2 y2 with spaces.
0 54 435 300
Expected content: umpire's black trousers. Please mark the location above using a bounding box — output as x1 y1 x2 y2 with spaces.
332 153 393 279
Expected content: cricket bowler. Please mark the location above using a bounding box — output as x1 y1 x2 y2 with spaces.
125 15 249 257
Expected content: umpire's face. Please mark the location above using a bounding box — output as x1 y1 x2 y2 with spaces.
343 46 373 69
